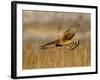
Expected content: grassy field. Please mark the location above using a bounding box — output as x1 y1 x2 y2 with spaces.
22 39 91 69
22 11 91 69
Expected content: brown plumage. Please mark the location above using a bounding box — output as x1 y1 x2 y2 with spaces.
40 23 80 50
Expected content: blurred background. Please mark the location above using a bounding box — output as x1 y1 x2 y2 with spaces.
22 10 91 69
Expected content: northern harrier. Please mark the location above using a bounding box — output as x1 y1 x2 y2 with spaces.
40 23 80 50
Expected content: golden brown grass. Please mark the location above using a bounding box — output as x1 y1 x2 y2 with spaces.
22 11 91 69
22 39 91 69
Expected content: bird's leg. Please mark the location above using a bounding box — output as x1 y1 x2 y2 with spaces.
66 40 79 50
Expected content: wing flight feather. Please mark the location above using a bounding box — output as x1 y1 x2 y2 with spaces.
62 23 80 41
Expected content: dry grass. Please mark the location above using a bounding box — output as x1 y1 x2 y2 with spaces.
22 39 91 69
22 11 91 69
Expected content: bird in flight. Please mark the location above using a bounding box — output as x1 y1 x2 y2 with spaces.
40 23 80 50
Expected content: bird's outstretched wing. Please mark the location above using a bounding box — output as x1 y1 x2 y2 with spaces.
40 40 56 50
40 23 80 50
62 23 80 41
